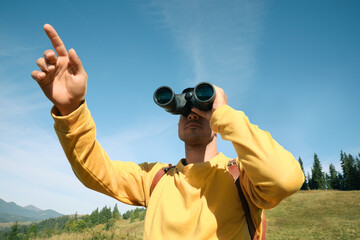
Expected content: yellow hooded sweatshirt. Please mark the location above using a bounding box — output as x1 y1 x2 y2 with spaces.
52 102 304 240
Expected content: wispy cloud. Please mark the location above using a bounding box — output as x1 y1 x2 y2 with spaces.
0 32 41 57
0 46 41 57
0 86 47 119
150 0 265 90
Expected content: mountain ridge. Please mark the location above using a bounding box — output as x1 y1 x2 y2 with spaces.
23 205 42 212
0 198 63 223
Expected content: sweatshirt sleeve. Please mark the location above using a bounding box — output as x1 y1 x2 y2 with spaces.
210 105 304 209
51 101 164 207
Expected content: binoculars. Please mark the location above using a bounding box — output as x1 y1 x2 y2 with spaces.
153 82 215 116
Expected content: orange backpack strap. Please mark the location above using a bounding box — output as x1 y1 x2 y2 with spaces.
150 165 175 196
228 159 266 240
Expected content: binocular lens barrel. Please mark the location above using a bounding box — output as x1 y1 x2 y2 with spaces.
154 87 174 105
194 83 215 102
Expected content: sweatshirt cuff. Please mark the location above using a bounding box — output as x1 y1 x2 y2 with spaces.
210 105 234 133
51 101 90 134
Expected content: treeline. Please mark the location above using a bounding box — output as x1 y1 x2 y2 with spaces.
299 151 360 190
0 204 146 240
122 208 146 223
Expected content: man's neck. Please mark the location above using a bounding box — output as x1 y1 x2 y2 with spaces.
184 137 218 164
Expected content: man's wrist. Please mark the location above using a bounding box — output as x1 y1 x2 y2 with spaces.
52 100 89 134
55 100 84 116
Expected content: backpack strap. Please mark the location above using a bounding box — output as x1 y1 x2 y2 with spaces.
150 165 175 196
228 159 266 240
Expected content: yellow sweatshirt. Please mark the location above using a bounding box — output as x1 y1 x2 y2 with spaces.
52 102 304 240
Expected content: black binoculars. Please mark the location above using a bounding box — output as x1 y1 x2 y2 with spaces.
153 82 215 116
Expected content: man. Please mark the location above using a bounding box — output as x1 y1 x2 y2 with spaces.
31 24 304 240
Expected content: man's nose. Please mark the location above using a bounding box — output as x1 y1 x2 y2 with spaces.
187 112 199 121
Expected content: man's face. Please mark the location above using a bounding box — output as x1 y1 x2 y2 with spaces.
178 111 215 146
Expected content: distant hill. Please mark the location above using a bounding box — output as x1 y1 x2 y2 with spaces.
24 205 42 212
0 199 63 223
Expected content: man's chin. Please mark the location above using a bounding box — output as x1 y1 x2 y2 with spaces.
182 135 214 146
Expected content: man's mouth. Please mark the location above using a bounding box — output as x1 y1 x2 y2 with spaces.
185 121 202 129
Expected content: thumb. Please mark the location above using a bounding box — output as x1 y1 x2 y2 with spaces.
68 48 84 73
191 107 211 121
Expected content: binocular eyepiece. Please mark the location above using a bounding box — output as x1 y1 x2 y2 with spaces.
153 82 215 116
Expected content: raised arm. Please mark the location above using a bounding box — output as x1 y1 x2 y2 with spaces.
31 24 163 206
194 85 304 209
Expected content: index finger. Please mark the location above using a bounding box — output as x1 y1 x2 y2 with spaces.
43 24 67 57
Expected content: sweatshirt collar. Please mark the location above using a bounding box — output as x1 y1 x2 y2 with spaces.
176 152 226 173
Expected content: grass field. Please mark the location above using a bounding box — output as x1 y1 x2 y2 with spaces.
33 219 144 240
33 190 360 239
266 190 360 240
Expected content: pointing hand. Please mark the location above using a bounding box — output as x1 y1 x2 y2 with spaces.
31 24 88 116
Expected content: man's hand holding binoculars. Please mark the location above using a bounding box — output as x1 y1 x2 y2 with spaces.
191 85 228 121
31 24 88 116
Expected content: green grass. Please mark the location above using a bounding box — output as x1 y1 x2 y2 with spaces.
33 219 144 240
266 190 360 240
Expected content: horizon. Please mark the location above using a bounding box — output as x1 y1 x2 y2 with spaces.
1 0 359 215
0 198 130 216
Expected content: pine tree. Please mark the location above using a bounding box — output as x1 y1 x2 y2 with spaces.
134 208 141 219
347 154 357 190
340 151 349 190
26 224 38 238
298 157 309 190
341 151 358 190
99 206 112 223
113 203 121 220
328 164 341 190
356 154 360 189
139 211 146 221
122 210 131 220
309 153 326 189
130 212 135 223
8 221 19 240
90 208 100 226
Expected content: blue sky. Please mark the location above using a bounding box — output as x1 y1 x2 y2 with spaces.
0 0 359 215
